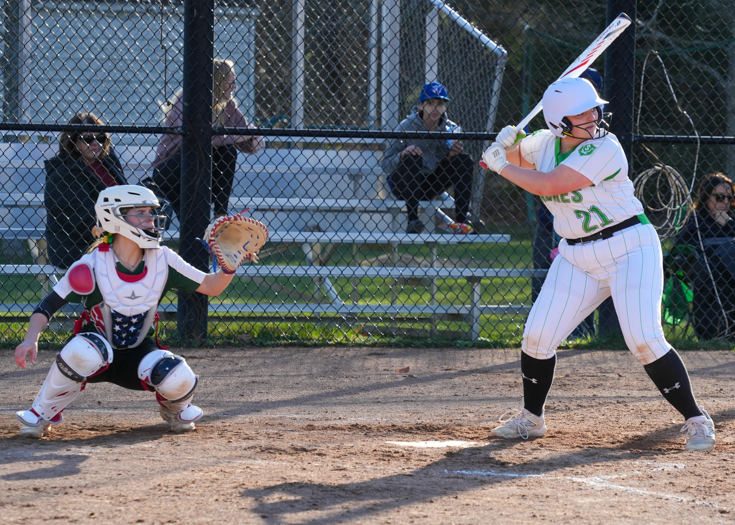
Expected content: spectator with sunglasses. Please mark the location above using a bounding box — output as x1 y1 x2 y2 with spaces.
676 172 735 339
44 112 129 269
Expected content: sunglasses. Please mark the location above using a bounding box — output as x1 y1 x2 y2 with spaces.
76 133 108 145
712 193 734 203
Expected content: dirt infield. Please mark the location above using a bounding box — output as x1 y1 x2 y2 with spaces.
1 347 734 524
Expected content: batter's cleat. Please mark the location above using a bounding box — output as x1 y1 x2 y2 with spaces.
159 404 203 433
490 408 547 439
681 408 716 452
16 409 52 439
438 222 473 235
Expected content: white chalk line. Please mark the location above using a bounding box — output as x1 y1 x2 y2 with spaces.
446 468 732 512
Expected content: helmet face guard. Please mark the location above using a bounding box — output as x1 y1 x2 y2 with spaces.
113 205 168 244
560 106 608 139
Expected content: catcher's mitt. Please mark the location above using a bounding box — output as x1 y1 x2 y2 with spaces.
203 211 269 274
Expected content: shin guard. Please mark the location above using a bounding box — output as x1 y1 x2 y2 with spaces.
18 333 113 424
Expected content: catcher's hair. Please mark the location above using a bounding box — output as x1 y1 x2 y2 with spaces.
59 112 110 161
163 58 236 126
695 172 735 210
86 231 110 253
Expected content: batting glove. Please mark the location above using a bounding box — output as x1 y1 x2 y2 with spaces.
496 125 526 149
482 142 511 174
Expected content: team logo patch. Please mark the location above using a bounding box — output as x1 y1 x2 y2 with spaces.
579 144 597 156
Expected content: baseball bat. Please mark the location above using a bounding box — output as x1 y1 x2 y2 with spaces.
480 12 632 169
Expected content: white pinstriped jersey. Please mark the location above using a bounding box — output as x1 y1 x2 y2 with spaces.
520 129 643 239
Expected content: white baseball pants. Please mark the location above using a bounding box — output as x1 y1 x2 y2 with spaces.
523 223 672 365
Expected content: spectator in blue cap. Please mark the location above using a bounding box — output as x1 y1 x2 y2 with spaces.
381 81 482 234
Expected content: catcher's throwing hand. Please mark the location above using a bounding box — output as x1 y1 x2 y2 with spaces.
15 341 37 368
204 211 269 274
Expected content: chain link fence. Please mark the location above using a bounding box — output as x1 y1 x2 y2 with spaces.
0 0 733 346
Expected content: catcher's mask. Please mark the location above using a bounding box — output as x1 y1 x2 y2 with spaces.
542 77 609 139
95 185 167 249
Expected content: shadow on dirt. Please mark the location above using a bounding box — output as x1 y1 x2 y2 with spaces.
241 407 735 525
0 424 171 480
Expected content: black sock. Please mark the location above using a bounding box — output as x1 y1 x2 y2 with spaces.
643 350 702 420
521 352 556 417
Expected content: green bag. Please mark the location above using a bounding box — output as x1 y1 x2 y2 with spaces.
662 272 694 325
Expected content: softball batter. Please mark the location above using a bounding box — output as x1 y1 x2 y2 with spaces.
481 77 715 451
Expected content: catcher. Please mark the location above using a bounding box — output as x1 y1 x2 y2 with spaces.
13 185 268 438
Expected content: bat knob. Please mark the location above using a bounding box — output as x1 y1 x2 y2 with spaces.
479 161 488 169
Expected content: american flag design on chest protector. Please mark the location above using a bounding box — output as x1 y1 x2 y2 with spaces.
92 248 169 350
111 311 147 349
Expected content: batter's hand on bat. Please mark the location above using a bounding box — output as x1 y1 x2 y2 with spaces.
481 142 511 175
497 125 526 149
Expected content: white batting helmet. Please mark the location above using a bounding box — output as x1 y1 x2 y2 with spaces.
95 185 167 249
542 77 608 138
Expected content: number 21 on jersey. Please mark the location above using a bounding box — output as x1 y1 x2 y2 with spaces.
574 206 613 233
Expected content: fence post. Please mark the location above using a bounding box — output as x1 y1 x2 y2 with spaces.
1 0 30 132
605 0 636 161
178 0 215 342
601 0 636 339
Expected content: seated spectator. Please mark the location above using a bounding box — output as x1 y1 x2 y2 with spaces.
676 172 735 339
380 81 483 234
146 58 264 221
44 112 128 269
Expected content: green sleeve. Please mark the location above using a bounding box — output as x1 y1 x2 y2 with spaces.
162 266 202 297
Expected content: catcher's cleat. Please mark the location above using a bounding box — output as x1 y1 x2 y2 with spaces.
490 408 546 439
19 422 51 438
159 404 202 433
16 410 52 439
681 408 716 452
438 222 474 235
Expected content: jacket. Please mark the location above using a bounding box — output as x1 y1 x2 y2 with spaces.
44 149 128 268
380 108 460 175
153 96 265 167
677 210 735 250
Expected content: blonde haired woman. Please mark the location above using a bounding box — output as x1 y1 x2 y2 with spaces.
148 59 264 219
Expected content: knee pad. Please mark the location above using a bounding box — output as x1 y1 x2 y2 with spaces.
57 332 113 382
138 350 198 403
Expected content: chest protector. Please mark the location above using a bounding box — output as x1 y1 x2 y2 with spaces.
92 248 169 349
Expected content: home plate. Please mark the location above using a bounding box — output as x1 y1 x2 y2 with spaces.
386 441 484 448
